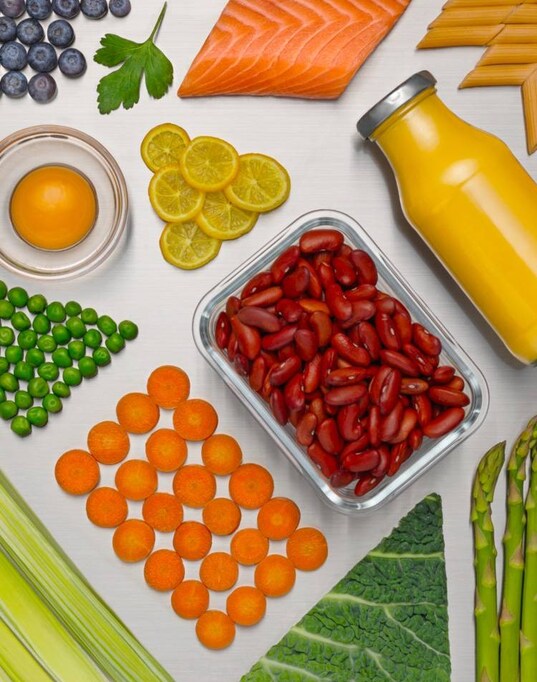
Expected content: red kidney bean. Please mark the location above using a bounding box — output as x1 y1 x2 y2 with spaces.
310 311 332 346
347 284 377 301
317 262 335 290
326 367 372 387
270 388 288 425
372 367 402 416
369 405 381 447
394 299 410 318
234 353 250 376
375 313 400 351
296 259 323 299
276 298 303 323
282 266 310 299
237 306 280 333
262 325 297 351
312 251 332 270
297 314 311 332
387 442 409 477
260 350 277 368
303 353 322 393
270 246 300 283
408 427 423 451
298 299 330 315
354 474 383 496
447 377 465 391
350 250 378 285
393 312 412 345
379 349 420 377
309 397 327 424
403 343 435 376
325 383 367 407
357 322 381 361
341 434 370 458
317 418 344 455
337 403 363 441
340 300 376 329
288 410 304 428
413 394 433 428
371 446 390 478
249 356 267 393
295 329 318 362
296 412 317 446
413 323 442 356
429 386 470 407
326 284 353 321
332 256 357 287
368 366 391 405
380 401 404 441
241 272 273 300
400 378 429 395
330 469 356 488
375 296 396 315
226 296 241 317
270 356 301 386
242 286 283 308
308 441 338 477
388 408 418 444
299 229 344 254
432 366 455 384
227 331 239 361
423 407 465 438
278 344 295 361
337 356 353 368
343 449 380 473
261 366 274 400
332 333 371 366
338 244 353 258
320 347 338 384
284 373 306 412
216 312 231 350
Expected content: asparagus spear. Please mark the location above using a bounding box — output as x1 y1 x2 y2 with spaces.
473 441 506 682
521 433 537 682
500 417 537 682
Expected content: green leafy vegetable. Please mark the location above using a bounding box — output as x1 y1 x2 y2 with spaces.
94 2 173 115
242 494 450 681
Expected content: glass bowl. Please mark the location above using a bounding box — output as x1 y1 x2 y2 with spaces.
193 210 489 513
0 125 128 281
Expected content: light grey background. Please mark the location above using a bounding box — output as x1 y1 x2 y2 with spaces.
0 1 533 680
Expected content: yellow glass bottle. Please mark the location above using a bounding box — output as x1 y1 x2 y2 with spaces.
358 71 537 364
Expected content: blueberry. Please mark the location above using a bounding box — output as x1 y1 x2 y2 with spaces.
58 46 85 77
47 19 74 48
1 70 28 98
17 19 45 46
52 0 80 19
28 72 57 103
80 0 107 20
0 41 27 70
0 17 17 43
28 42 57 72
109 0 130 18
26 0 53 20
0 0 25 19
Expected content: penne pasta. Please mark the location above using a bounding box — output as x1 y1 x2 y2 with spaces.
443 0 533 6
506 4 537 21
418 25 503 48
478 42 537 63
492 24 537 43
429 7 516 28
459 63 537 86
522 70 537 153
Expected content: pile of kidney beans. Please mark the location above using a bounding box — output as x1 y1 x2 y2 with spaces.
215 228 470 497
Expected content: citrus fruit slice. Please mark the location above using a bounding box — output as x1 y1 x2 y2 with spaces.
224 153 291 213
196 191 258 241
141 124 191 173
149 166 205 223
160 221 221 270
180 136 240 192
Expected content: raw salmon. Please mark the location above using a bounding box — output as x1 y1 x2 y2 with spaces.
178 0 412 99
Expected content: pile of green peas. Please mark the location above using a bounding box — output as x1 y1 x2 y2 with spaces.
0 280 138 438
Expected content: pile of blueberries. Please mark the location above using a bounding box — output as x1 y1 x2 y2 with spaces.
0 0 131 103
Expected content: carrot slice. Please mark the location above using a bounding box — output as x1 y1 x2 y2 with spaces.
200 552 239 592
173 399 218 441
171 580 209 620
116 392 160 434
144 549 185 591
226 586 266 627
147 365 190 409
257 497 301 540
255 555 296 597
55 449 100 496
87 421 130 465
145 428 187 472
201 434 242 475
142 492 183 532
86 487 128 528
286 527 328 571
196 610 235 650
173 521 212 560
115 459 158 501
230 528 269 566
113 519 155 563
229 463 274 509
173 464 216 508
202 498 241 536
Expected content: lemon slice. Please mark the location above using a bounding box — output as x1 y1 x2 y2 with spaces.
160 221 221 270
224 153 291 213
196 191 258 241
180 136 240 192
141 124 191 173
149 166 205 223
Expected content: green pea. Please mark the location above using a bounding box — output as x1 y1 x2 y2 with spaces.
14 362 33 382
37 335 57 354
66 317 86 339
0 328 15 346
28 377 49 399
78 357 97 379
8 287 28 308
83 329 102 349
11 416 31 437
106 333 125 354
0 388 5 403
38 363 59 382
52 348 72 368
68 340 85 361
0 281 6 299
63 367 82 386
27 294 47 314
0 400 17 420
97 315 117 336
27 406 48 427
0 358 9 375
18 330 37 350
52 381 70 398
93 347 111 367
52 324 71 345
46 302 66 323
15 391 33 410
0 373 18 393
118 320 139 341
33 314 51 335
0 301 14 319
81 308 98 325
43 394 62 414
26 349 45 367
65 301 82 317
11 312 31 332
5 346 23 364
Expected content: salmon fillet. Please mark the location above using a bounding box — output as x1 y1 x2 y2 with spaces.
178 0 412 99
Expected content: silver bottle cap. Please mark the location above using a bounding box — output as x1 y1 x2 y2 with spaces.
357 71 437 140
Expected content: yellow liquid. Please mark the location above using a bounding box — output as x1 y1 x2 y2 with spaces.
10 165 97 252
373 89 537 364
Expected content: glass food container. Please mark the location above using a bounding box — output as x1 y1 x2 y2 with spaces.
193 210 489 513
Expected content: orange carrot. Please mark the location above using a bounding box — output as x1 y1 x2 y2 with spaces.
196 610 235 650
87 421 130 465
202 498 241 536
199 552 239 592
286 527 328 571
173 521 212 560
255 555 296 597
145 428 187 472
116 392 160 434
86 487 128 528
229 463 274 510
230 528 269 566
144 549 185 592
115 459 158 501
257 497 301 540
201 434 242 475
147 365 190 409
173 464 216 508
142 492 183 533
173 399 218 441
55 449 100 496
226 586 266 627
113 519 155 563
171 580 209 620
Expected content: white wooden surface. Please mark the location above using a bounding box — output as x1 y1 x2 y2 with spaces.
0 1 534 680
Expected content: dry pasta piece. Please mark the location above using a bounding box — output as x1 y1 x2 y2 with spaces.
201 434 242 475
508 4 537 24
87 421 130 465
418 25 502 48
147 365 190 409
113 520 155 563
173 464 216 508
523 70 537 153
171 580 209 619
202 498 241 536
226 586 266 627
116 393 160 434
173 521 212 560
254 555 296 598
173 399 218 441
478 43 537 66
86 487 128 528
286 527 328 571
492 25 537 44
257 497 301 540
196 611 235 650
142 493 184 532
144 550 185 591
460 64 537 87
229 463 274 509
230 528 269 566
55 449 100 496
200 552 239 592
115 459 158 501
145 429 187 472
428 6 512 29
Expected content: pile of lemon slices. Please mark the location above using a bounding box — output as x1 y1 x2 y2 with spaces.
141 124 291 270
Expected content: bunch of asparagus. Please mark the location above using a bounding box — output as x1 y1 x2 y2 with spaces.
472 417 537 682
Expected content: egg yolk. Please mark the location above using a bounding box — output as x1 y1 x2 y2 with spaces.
10 165 97 251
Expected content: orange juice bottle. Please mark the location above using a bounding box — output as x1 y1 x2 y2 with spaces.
357 71 537 364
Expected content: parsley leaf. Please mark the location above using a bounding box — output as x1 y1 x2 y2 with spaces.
94 2 173 115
